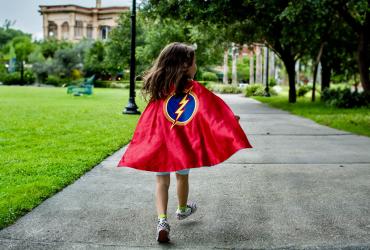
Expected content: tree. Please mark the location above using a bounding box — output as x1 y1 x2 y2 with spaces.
0 20 27 49
319 18 358 91
105 12 137 76
28 44 48 82
142 0 322 102
107 11 224 78
8 36 34 83
84 40 109 78
292 0 337 101
50 39 91 79
318 23 354 91
302 0 367 95
142 0 368 102
332 0 370 92
137 17 224 74
37 38 72 59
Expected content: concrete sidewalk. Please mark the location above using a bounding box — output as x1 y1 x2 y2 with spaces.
1 94 370 249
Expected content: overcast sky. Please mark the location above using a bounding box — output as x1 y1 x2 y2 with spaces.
0 0 138 40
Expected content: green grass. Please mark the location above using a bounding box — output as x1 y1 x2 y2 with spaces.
252 85 370 137
0 86 146 229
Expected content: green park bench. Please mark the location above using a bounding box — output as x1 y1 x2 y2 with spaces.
67 75 95 96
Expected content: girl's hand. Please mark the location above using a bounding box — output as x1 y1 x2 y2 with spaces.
234 115 240 121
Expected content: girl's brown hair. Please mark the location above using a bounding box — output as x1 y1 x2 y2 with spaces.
141 42 195 102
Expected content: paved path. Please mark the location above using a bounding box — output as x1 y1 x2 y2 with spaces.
1 94 370 249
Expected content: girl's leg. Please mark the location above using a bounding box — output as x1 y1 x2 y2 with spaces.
176 172 189 208
156 174 170 217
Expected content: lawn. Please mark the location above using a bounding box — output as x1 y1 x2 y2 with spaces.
1 84 369 230
0 86 145 229
252 85 370 137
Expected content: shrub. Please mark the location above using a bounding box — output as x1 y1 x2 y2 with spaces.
269 78 277 87
120 81 142 89
1 72 22 85
245 84 264 96
94 80 143 89
24 70 36 84
0 64 7 84
0 71 36 85
208 84 243 94
94 80 112 88
0 72 5 84
245 83 278 97
201 72 218 82
267 87 278 96
110 82 126 89
321 87 370 108
0 64 6 74
297 85 312 97
45 75 62 86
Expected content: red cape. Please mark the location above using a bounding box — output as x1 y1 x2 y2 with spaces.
117 80 253 172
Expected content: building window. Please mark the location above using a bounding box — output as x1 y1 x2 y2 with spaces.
100 26 110 40
61 22 69 40
75 20 83 38
87 24 93 39
48 21 57 38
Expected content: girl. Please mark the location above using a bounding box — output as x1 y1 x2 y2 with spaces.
117 42 252 243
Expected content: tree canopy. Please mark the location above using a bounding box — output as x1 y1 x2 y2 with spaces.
106 11 225 78
141 0 370 102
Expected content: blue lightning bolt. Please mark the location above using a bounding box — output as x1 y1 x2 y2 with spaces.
171 86 193 129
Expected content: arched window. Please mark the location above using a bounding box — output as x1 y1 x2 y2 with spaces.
61 22 69 40
75 20 83 38
48 21 57 38
100 26 110 40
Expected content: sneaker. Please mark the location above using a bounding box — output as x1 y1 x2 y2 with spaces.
156 218 170 243
176 201 197 220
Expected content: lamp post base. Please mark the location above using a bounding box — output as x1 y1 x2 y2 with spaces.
123 97 141 115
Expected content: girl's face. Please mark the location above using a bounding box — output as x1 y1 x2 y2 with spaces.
187 55 197 79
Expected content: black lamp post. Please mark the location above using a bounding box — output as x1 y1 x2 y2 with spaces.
123 0 141 114
264 46 271 97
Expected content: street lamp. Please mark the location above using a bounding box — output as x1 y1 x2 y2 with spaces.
123 0 141 114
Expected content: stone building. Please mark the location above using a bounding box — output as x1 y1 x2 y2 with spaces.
39 0 128 42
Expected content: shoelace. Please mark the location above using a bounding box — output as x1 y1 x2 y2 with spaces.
158 220 170 231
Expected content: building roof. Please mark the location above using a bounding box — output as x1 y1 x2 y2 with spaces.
39 5 129 15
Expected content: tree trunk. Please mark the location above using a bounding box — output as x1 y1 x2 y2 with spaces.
320 58 331 92
312 64 318 102
20 61 24 85
335 3 369 92
312 43 325 102
282 56 296 103
357 30 370 92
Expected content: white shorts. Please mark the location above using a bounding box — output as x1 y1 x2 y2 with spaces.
156 169 190 176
